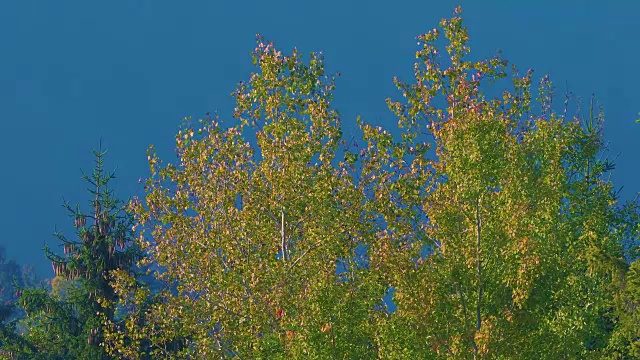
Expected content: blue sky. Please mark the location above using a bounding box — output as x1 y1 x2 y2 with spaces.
1 1 638 278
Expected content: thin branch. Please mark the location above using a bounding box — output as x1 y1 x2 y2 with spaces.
281 209 287 262
474 196 483 359
288 240 322 271
456 283 477 357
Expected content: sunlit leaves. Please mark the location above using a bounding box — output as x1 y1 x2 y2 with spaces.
111 35 383 359
374 6 639 359
100 6 639 360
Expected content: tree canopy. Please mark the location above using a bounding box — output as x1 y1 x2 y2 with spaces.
3 6 639 360
101 6 639 359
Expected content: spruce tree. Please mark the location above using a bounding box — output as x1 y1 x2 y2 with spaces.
0 147 140 359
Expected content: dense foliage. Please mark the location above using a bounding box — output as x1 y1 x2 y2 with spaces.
103 7 639 359
3 6 639 360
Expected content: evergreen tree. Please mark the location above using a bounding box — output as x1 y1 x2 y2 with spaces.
0 147 140 359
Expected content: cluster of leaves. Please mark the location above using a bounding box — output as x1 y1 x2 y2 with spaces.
3 6 639 360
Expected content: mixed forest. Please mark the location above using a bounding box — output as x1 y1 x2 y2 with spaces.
1 7 640 359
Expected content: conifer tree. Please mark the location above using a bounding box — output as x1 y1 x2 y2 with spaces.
0 147 140 359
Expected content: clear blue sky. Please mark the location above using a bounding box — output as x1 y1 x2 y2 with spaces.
1 1 638 278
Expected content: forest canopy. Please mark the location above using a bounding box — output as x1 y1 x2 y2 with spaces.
2 6 639 360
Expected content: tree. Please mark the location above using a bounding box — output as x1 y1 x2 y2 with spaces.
0 249 26 330
0 246 46 359
371 6 639 359
103 6 638 360
0 147 141 359
0 246 45 317
104 36 387 359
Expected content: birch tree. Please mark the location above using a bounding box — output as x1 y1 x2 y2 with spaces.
105 36 385 359
374 6 639 359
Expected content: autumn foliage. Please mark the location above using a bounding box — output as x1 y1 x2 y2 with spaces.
3 6 639 360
